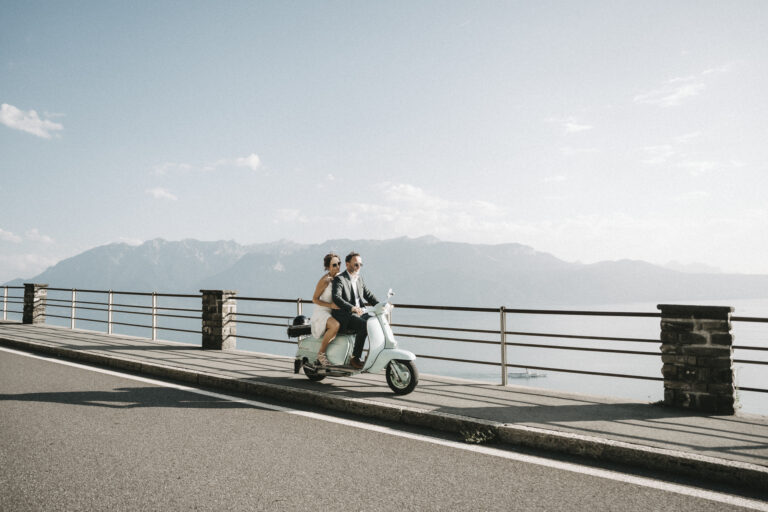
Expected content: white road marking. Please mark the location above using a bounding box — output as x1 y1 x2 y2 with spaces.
2 345 766 511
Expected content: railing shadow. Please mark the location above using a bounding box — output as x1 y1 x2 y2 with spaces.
0 387 258 410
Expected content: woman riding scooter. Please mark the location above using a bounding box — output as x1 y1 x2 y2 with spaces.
309 253 342 367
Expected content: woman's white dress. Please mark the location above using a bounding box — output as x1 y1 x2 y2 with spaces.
310 280 333 338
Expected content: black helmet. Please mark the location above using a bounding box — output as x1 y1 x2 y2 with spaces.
292 315 309 326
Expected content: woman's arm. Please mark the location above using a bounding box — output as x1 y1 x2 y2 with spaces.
312 276 337 308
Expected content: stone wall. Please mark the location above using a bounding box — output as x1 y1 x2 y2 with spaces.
201 290 237 350
658 304 735 415
22 284 48 325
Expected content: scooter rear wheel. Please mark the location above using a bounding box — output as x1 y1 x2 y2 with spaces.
386 360 418 395
303 361 326 382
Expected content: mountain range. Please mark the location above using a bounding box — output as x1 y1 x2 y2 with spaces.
5 236 768 307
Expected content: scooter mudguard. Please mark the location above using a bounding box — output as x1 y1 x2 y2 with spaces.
364 348 416 374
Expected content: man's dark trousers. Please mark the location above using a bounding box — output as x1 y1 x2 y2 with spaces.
347 313 371 359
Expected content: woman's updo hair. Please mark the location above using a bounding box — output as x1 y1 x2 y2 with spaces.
323 252 340 270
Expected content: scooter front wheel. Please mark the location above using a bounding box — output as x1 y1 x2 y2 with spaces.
386 360 418 395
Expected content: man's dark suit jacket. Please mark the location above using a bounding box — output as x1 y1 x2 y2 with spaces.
331 270 379 330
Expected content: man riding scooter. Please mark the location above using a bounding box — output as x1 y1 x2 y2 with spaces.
331 252 378 369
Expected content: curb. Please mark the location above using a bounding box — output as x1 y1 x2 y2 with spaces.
2 336 766 488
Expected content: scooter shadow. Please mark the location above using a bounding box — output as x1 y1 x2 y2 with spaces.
245 374 398 399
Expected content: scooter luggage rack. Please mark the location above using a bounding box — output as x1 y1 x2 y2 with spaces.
287 323 312 338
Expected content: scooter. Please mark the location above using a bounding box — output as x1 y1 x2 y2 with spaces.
287 290 418 395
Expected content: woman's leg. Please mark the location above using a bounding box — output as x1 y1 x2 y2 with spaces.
317 317 340 359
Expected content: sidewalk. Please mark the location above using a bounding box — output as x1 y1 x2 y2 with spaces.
2 321 767 488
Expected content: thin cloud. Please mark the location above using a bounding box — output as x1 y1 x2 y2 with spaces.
547 116 593 134
210 153 262 172
632 65 727 108
146 187 178 201
564 121 592 133
674 190 710 202
234 153 261 171
641 145 675 165
0 103 63 138
152 162 193 175
0 228 22 243
633 80 705 107
163 153 263 174
677 161 717 176
25 228 54 244
273 209 308 223
674 132 701 144
560 146 598 157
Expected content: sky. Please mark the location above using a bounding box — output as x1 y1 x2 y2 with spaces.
1 1 767 283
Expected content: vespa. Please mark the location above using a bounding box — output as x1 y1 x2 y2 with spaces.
288 290 418 395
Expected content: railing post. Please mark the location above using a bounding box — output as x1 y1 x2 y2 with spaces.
2 286 7 321
23 283 48 324
152 292 157 341
201 290 237 350
71 289 77 329
500 306 508 386
107 290 113 335
658 304 735 415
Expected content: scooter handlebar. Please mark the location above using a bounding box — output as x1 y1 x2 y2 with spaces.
369 301 393 316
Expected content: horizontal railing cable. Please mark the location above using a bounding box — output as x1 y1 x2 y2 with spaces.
395 332 500 345
236 312 293 320
237 334 294 345
733 316 768 323
504 330 659 344
237 319 287 328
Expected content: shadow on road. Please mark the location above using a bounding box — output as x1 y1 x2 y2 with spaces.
0 387 259 410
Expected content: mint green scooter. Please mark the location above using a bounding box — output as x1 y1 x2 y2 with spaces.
288 291 418 395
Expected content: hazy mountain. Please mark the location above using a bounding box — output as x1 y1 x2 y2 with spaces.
5 236 768 307
663 260 722 274
4 239 253 292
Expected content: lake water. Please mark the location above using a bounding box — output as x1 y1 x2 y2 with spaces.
20 289 768 416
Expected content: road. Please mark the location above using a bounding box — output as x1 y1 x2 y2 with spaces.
1 347 765 511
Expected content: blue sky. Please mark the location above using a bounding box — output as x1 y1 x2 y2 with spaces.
2 1 767 282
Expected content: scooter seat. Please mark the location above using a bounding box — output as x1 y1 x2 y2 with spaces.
287 324 312 338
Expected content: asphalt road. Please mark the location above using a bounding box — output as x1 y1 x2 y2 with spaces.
1 348 765 511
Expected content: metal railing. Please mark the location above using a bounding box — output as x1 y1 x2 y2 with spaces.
2 286 24 320
732 314 768 394
391 303 665 387
41 287 201 340
236 296 298 346
230 297 767 395
2 285 766 395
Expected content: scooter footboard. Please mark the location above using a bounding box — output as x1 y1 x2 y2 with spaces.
366 349 416 373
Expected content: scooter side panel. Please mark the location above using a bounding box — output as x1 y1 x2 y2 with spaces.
296 336 321 359
325 335 353 366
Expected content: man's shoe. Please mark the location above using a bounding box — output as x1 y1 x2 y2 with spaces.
349 356 364 369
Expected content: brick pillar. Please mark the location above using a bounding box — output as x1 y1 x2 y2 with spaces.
658 304 735 415
201 290 236 350
23 283 48 324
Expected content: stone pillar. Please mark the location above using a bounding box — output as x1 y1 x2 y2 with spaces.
658 304 735 415
201 290 237 350
23 283 48 324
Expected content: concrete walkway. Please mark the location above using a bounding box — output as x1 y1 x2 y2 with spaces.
2 321 767 488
